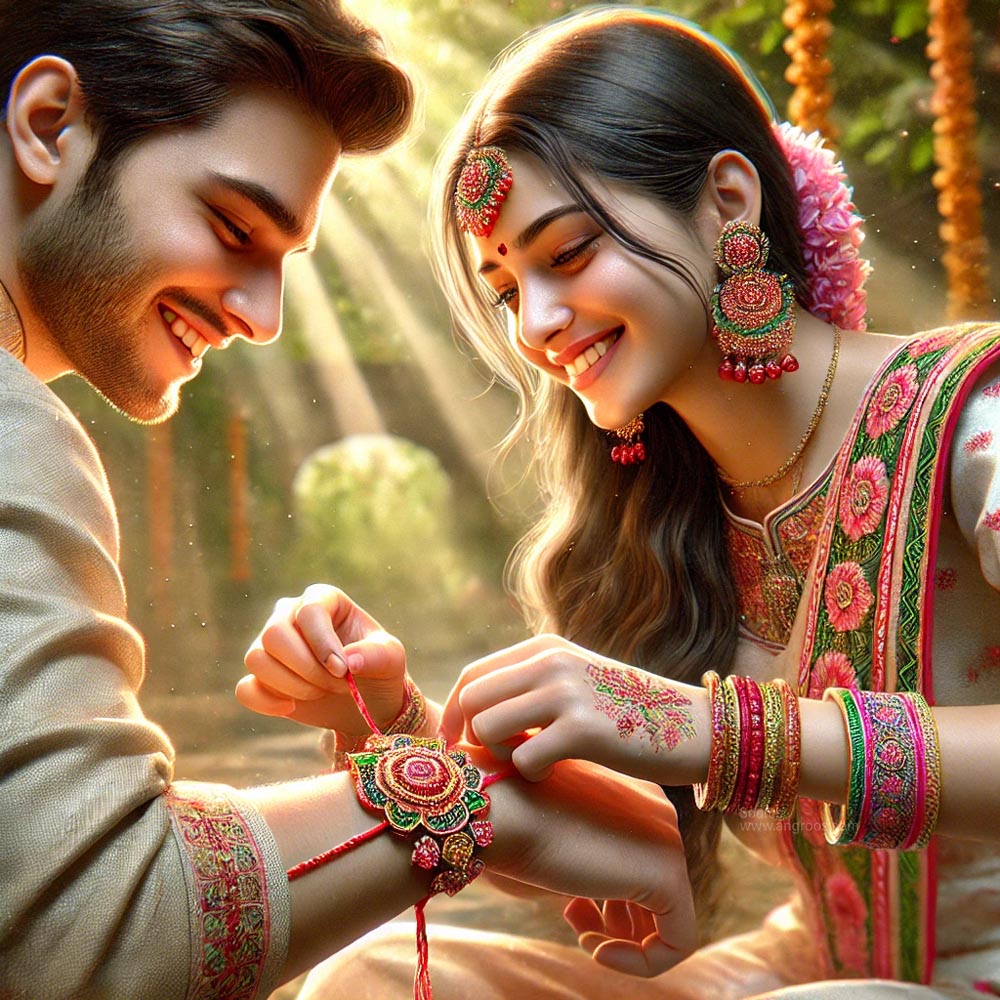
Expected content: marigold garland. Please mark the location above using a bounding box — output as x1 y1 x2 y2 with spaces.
927 0 991 320
782 0 837 141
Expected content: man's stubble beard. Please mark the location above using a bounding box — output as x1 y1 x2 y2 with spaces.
18 164 182 424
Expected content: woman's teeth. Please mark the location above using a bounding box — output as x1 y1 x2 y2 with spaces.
565 332 617 377
162 307 209 359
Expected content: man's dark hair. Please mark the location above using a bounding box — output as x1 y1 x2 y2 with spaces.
0 0 413 172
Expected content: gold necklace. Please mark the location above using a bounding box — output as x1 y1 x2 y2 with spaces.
0 278 26 363
719 327 841 491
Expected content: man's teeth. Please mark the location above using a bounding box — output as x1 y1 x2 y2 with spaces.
566 334 615 377
163 308 209 358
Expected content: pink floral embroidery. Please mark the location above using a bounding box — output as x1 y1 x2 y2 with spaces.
838 456 889 541
935 567 958 590
824 871 869 975
907 330 957 358
967 645 1000 685
983 510 1000 532
964 430 994 453
983 381 1000 399
808 650 858 699
824 562 874 632
865 365 919 438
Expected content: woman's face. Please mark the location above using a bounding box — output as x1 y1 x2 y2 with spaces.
469 153 720 429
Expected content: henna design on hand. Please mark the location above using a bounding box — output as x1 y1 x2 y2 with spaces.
586 662 696 752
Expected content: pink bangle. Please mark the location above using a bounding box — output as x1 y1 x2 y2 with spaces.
694 671 727 812
739 678 766 813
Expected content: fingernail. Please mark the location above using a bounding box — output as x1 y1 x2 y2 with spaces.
326 652 347 677
346 652 364 673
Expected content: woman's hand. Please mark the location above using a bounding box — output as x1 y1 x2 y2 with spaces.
441 634 709 785
486 753 697 976
235 585 409 735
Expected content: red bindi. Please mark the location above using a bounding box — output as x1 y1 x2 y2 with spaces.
498 243 508 256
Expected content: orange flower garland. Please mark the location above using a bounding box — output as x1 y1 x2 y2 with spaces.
782 0 837 141
927 0 991 320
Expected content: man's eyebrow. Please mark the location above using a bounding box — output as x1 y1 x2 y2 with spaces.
208 172 309 242
477 204 585 275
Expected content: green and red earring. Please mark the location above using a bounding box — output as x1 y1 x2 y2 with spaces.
711 221 798 385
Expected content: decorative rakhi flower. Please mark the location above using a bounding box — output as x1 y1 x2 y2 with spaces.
865 365 919 439
824 561 874 633
350 735 489 836
838 455 889 542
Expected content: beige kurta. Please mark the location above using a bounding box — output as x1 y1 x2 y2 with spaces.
0 349 290 999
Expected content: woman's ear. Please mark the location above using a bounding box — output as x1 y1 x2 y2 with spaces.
702 150 762 229
5 56 92 188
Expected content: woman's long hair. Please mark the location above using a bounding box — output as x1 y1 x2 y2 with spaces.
430 7 806 924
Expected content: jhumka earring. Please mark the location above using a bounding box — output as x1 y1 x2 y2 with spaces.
454 146 513 238
711 221 797 385
610 414 645 465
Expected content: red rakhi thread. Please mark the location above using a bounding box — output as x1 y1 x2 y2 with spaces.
346 669 383 734
287 819 389 882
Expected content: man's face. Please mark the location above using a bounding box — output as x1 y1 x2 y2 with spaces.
18 88 341 422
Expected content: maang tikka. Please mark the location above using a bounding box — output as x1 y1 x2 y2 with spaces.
454 146 513 238
711 220 797 385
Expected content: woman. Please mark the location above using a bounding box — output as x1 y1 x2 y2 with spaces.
245 7 1000 997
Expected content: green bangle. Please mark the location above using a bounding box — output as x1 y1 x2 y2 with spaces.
821 687 868 845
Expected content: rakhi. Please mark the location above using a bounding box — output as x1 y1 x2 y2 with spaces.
287 673 513 999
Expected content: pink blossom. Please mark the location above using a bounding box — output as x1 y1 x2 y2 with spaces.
774 123 871 331
984 510 1000 532
865 365 919 438
824 562 874 633
838 456 889 541
808 650 858 699
936 567 958 590
824 871 869 975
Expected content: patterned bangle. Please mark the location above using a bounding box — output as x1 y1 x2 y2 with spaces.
384 675 428 737
904 692 942 850
821 687 869 845
757 681 786 815
738 677 767 813
769 678 802 820
856 690 920 850
717 674 742 813
693 671 727 811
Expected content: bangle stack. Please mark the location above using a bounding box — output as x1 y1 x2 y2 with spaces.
694 672 802 818
821 687 941 850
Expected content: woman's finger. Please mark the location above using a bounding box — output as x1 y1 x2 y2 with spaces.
244 647 337 701
601 899 635 941
234 675 296 717
343 630 406 678
294 598 348 676
509 716 582 781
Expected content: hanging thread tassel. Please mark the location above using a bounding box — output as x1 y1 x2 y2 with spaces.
414 895 433 999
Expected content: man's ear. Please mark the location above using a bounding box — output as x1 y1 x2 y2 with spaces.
702 150 763 229
5 56 92 187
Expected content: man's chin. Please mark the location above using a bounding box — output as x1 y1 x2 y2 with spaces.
86 376 182 425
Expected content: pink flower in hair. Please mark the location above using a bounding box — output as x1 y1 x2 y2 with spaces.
773 123 872 331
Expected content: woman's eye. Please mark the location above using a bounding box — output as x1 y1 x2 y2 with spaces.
490 287 519 310
552 235 600 268
210 207 251 246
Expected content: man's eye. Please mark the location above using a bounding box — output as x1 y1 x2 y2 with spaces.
210 207 251 246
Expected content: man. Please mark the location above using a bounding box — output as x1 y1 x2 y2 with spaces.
0 2 694 998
